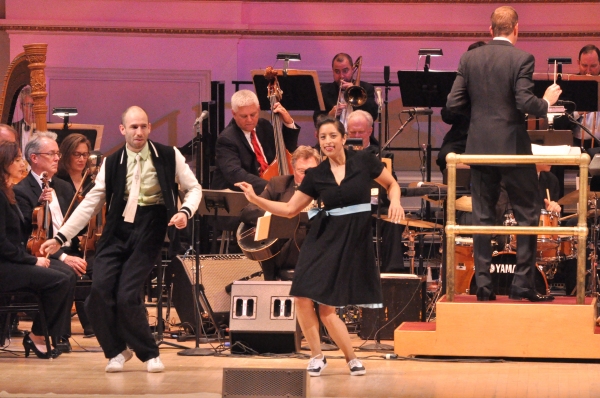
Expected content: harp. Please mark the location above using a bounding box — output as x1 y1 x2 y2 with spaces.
0 43 48 131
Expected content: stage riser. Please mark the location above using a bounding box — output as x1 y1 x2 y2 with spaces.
395 296 600 359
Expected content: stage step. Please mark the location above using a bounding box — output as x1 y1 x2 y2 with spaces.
395 295 600 359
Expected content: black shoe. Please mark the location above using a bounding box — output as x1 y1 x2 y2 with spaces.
508 289 555 302
23 332 61 359
54 338 72 354
83 330 95 339
477 292 496 301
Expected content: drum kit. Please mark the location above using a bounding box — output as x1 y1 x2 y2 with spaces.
380 184 600 311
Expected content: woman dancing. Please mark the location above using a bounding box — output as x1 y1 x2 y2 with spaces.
236 117 404 376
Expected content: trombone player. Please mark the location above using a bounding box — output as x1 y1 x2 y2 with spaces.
313 53 379 127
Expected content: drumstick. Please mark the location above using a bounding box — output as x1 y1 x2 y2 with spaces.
546 188 551 203
553 60 557 84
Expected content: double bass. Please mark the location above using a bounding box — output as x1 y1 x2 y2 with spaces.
27 171 50 257
260 66 294 180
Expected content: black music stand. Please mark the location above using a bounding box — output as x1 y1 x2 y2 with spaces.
533 80 599 112
251 69 325 111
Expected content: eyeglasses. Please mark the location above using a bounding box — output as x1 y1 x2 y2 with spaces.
34 151 62 158
72 152 90 159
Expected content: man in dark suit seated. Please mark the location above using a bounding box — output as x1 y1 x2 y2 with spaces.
446 6 562 302
14 131 87 349
211 89 300 195
240 146 320 280
312 53 378 126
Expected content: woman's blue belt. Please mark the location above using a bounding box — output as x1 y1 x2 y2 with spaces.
308 203 371 220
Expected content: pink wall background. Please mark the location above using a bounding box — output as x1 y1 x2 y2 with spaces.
2 0 599 171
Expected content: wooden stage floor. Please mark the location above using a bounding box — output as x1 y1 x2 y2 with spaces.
2 317 600 397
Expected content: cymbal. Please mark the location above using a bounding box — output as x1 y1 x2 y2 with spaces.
455 196 473 212
379 214 443 229
557 189 600 205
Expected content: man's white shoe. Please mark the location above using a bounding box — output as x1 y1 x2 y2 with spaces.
105 348 133 373
146 356 165 373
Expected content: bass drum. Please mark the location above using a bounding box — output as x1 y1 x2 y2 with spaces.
469 251 549 296
454 237 475 294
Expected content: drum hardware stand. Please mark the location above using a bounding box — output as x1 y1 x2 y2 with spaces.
179 110 222 357
359 91 393 352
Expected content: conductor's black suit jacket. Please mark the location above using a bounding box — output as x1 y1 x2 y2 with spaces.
446 39 548 156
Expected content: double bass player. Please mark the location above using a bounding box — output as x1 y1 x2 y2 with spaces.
211 89 300 195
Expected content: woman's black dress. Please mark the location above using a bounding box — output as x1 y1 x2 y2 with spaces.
290 149 384 308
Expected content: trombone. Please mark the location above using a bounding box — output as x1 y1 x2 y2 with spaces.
337 56 367 127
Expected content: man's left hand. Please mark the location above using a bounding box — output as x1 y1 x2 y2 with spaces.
169 212 188 229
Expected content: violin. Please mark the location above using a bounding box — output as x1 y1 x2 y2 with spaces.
261 66 293 181
27 171 50 257
76 152 104 260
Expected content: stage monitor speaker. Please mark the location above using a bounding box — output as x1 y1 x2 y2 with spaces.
359 274 426 341
222 368 308 398
169 254 263 328
229 281 300 354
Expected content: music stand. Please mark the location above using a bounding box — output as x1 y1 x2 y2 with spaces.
47 123 104 151
251 69 325 111
533 78 599 112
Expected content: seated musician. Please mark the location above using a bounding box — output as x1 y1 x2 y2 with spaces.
11 86 35 150
240 146 320 280
211 89 300 195
13 132 85 352
0 140 71 359
54 133 96 337
312 53 378 126
346 110 405 273
571 45 600 149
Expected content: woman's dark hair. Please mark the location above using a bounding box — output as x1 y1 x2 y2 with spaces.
0 141 20 204
316 117 346 136
58 133 91 176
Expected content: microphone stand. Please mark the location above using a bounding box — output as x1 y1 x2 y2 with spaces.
381 113 416 151
178 114 217 357
361 96 393 352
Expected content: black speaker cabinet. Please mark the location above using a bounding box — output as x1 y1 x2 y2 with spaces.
169 255 263 328
359 274 426 341
229 281 300 354
222 368 308 398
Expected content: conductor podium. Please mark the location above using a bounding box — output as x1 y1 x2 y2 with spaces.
394 295 600 359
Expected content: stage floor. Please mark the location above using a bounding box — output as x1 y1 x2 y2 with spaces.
2 315 600 397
